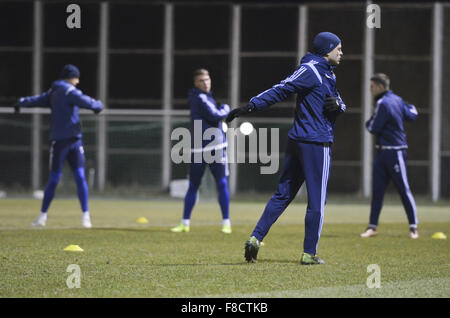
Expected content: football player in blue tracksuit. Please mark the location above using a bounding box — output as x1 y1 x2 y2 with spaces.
360 73 419 239
13 64 103 228
170 68 232 234
227 32 345 265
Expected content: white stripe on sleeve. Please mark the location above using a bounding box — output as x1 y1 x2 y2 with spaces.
65 86 76 96
199 94 229 116
303 61 322 84
408 105 418 115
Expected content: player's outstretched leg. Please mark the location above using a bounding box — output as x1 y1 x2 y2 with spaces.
172 165 205 232
250 143 303 240
73 167 91 228
172 162 205 233
32 171 62 227
210 160 231 234
217 177 231 234
68 141 91 228
245 141 303 262
171 186 195 232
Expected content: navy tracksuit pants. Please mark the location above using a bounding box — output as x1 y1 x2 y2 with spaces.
251 138 331 255
369 149 418 228
183 149 230 220
41 137 89 213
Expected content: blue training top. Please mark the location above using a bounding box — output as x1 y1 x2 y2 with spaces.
17 80 103 141
188 87 230 152
366 90 418 148
248 52 346 143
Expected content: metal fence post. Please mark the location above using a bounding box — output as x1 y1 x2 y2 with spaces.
431 2 443 201
297 5 308 64
32 0 43 190
229 4 241 196
362 1 375 198
162 3 174 190
97 2 109 192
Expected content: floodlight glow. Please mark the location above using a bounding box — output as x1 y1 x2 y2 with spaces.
222 121 228 133
239 122 254 135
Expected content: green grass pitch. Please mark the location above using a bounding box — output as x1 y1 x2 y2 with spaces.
0 197 449 298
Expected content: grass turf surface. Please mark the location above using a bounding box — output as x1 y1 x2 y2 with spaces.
0 198 449 298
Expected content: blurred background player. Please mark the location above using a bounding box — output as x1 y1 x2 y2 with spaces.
361 73 419 239
170 68 232 234
13 64 103 228
226 32 346 265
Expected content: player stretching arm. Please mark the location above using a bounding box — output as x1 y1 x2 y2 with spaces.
226 32 346 265
13 64 102 228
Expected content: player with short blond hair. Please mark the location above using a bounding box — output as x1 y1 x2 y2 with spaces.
170 69 232 234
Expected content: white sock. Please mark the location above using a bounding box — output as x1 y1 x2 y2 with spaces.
182 219 190 226
82 211 90 219
39 212 47 220
222 219 231 226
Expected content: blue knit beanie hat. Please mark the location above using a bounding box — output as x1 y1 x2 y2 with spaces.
313 32 341 56
60 64 80 79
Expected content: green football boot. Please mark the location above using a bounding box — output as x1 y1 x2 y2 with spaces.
300 252 325 265
221 224 232 234
244 236 260 263
170 222 190 233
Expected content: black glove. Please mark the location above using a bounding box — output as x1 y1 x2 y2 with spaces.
225 104 252 123
323 94 341 114
93 108 102 115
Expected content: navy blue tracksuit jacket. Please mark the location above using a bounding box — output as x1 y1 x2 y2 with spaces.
249 52 346 143
17 80 103 141
188 87 229 153
366 90 418 148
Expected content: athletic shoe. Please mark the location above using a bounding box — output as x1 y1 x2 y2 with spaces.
244 236 260 263
300 252 325 265
221 224 232 234
170 222 190 233
360 227 377 238
409 228 419 239
82 214 92 228
31 215 46 227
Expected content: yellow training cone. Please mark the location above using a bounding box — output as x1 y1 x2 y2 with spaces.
136 217 149 224
431 232 447 239
64 245 84 252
